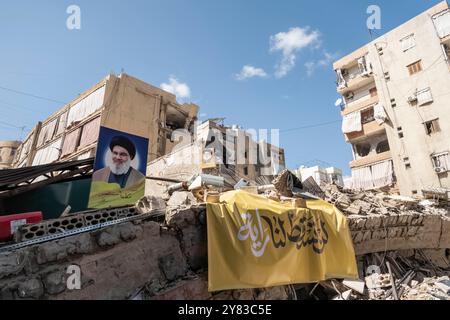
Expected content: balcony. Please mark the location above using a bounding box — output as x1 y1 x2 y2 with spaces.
345 120 385 142
350 151 392 169
337 73 375 95
342 95 379 116
333 46 368 71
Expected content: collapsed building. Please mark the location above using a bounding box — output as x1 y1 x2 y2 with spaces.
334 1 450 199
146 119 286 197
0 166 449 300
2 73 285 218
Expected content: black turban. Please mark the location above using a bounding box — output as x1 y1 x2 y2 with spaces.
109 136 136 160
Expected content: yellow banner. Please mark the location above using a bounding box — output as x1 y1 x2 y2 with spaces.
206 190 358 292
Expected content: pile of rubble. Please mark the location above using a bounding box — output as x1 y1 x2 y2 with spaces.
310 249 450 300
323 183 449 217
2 168 449 300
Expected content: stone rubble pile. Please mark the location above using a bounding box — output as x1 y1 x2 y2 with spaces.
314 249 450 300
323 183 449 217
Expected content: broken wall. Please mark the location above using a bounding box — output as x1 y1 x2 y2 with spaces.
0 203 292 300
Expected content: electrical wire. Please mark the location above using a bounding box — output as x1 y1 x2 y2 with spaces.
280 119 341 133
0 85 66 104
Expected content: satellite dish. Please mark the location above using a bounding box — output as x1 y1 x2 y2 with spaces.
334 98 343 107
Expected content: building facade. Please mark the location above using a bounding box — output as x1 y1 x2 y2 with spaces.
334 1 450 198
0 141 20 169
12 73 199 169
146 119 286 196
295 166 344 187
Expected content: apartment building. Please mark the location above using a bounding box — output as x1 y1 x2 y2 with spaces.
295 166 344 187
334 1 450 198
12 73 199 169
0 141 20 169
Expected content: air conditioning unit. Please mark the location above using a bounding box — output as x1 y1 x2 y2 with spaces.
434 167 446 174
408 95 418 104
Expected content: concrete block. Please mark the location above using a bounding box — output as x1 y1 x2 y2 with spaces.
342 279 365 294
0 251 27 279
44 270 66 295
18 278 44 299
96 229 121 247
167 191 197 208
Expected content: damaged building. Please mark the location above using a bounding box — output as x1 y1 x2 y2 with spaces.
0 141 20 170
12 73 199 168
334 1 450 198
146 119 286 196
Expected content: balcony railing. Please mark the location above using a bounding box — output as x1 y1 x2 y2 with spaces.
342 95 379 116
345 120 385 142
350 151 392 169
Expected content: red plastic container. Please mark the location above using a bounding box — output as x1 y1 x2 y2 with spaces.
0 212 43 242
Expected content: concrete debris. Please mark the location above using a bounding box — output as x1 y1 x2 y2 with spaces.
342 279 365 294
271 169 303 197
136 196 167 214
166 191 198 209
323 183 449 217
316 249 450 300
301 177 326 199
1 167 449 300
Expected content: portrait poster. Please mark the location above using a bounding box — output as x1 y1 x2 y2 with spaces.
88 126 149 209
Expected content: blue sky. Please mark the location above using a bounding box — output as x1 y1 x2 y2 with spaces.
0 0 444 175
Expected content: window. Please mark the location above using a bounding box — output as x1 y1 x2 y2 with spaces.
384 72 390 80
61 128 81 157
355 143 371 157
417 88 433 106
431 152 450 172
424 119 441 135
407 60 422 75
400 34 416 51
397 127 404 139
361 107 375 124
243 167 249 176
369 87 378 97
376 140 390 154
391 98 397 108
432 9 450 38
404 157 411 169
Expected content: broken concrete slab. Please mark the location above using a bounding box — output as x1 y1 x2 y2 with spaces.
332 289 352 300
167 191 198 208
342 279 365 294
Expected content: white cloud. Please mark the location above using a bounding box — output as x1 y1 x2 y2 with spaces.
160 76 191 101
270 27 320 78
235 65 268 80
304 51 338 76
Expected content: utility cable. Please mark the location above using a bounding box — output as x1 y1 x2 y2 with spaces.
0 85 66 104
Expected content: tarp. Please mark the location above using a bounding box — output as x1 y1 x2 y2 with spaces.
371 160 394 188
342 111 362 134
67 86 105 127
374 103 388 124
206 190 358 292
